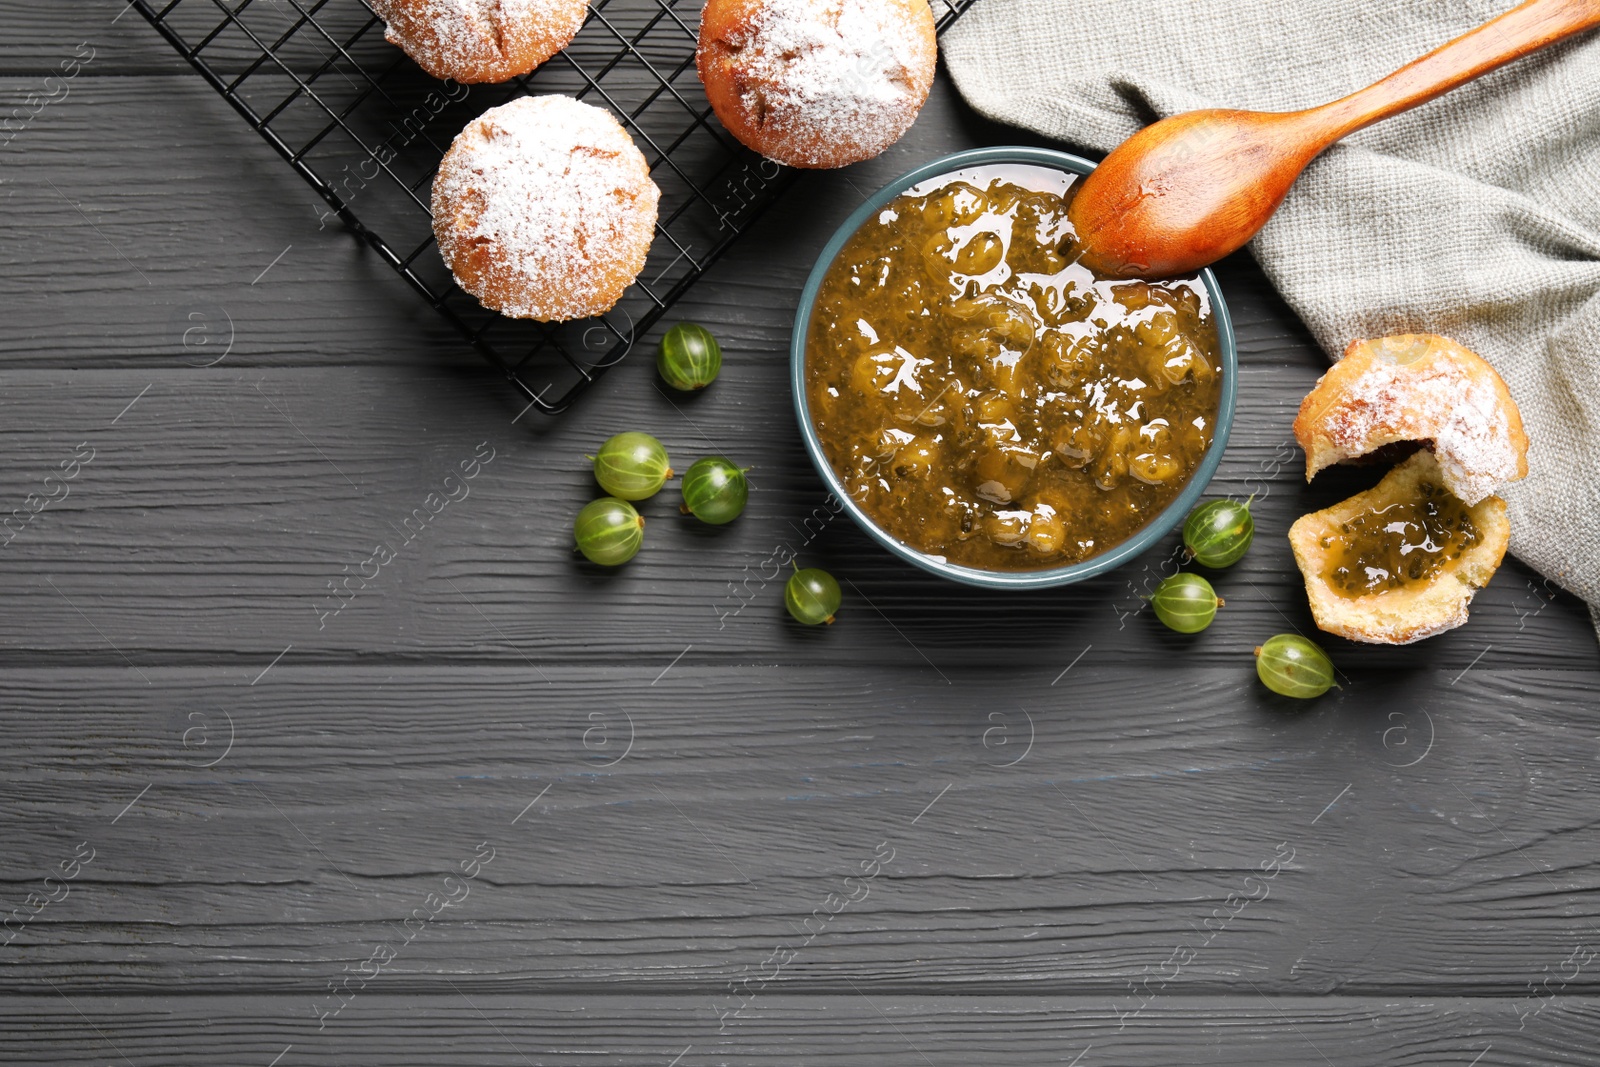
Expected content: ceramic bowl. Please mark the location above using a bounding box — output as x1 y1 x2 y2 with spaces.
790 146 1238 589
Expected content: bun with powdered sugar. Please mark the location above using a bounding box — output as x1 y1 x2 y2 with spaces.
432 95 660 322
697 0 937 169
371 0 587 84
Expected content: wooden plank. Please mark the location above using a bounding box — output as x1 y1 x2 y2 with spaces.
0 992 1593 1065
0 363 1590 667
0 74 459 367
2 665 1597 993
0 2 190 76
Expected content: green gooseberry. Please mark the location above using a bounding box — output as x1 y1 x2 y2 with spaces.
1183 497 1255 568
658 323 722 391
680 456 748 524
574 497 644 566
1254 634 1336 699
785 565 841 626
1150 573 1223 634
591 432 672 501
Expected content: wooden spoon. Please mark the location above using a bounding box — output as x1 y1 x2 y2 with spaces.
1067 0 1600 278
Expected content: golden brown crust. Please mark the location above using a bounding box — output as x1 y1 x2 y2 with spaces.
696 0 937 169
1293 333 1528 506
371 0 587 84
1289 451 1510 645
432 96 660 322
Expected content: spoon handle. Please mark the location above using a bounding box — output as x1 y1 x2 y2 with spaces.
1309 0 1600 142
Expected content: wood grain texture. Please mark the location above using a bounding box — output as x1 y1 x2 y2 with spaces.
0 1 197 75
2 665 1597 995
0 363 1589 669
2 992 1597 1065
1 1 1598 1063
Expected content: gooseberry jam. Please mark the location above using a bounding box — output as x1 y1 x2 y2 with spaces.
1320 480 1481 597
804 165 1223 571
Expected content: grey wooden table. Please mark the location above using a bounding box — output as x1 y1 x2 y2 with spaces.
3 2 1599 1064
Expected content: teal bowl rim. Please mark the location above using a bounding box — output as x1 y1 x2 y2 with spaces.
790 146 1238 590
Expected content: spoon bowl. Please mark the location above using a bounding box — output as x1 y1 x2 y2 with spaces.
1068 108 1322 277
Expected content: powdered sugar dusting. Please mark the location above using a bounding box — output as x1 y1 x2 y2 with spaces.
721 0 933 166
387 0 504 70
1321 353 1521 505
371 0 584 82
432 95 660 321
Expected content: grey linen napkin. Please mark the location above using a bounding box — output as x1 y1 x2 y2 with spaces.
942 0 1600 631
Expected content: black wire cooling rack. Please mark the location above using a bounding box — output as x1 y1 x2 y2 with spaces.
132 0 980 415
